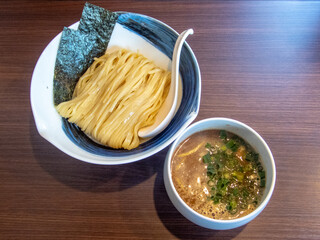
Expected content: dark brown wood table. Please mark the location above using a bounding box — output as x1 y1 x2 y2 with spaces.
1 1 319 239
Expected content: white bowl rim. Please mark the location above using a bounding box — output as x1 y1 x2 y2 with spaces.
165 117 276 223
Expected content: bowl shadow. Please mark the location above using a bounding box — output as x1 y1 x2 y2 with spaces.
30 114 167 193
30 114 246 238
153 159 246 239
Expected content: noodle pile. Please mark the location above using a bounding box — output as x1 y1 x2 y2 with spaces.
56 48 171 150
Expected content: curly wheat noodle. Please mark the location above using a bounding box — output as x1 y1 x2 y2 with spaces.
56 48 171 150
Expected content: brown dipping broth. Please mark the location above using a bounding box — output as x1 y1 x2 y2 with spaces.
171 130 265 220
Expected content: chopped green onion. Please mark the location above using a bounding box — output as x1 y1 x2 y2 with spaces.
258 170 265 179
211 193 222 204
232 188 239 196
221 145 227 151
207 164 216 178
226 200 237 212
205 142 213 149
225 140 235 149
243 164 252 172
223 172 230 179
226 139 239 152
246 152 259 162
200 130 265 216
260 179 266 187
217 178 229 191
219 130 227 140
214 152 221 161
232 171 244 182
207 172 214 179
226 158 236 168
202 153 211 163
245 153 253 162
242 189 249 198
231 143 239 152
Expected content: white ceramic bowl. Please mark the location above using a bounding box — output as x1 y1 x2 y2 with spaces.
164 118 276 230
30 12 201 165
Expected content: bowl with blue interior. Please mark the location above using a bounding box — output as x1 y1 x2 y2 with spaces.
30 3 201 165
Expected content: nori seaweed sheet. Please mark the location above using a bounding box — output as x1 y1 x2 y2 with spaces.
78 2 119 57
53 28 98 104
53 2 118 105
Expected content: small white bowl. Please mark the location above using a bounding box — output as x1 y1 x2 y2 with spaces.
164 118 276 230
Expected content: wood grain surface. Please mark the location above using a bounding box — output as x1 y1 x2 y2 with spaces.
0 1 319 239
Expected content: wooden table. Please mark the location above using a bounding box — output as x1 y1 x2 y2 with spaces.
1 1 319 239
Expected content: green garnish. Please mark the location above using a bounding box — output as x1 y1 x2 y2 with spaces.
245 152 259 162
201 130 265 214
226 200 237 211
217 178 229 191
202 153 212 163
232 171 244 182
220 145 227 151
232 188 239 196
225 139 239 152
207 164 216 178
212 193 222 204
258 170 266 179
260 179 266 187
219 130 227 140
205 142 213 149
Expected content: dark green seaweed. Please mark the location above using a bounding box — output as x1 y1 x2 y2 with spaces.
53 28 98 105
53 3 118 105
78 2 119 57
